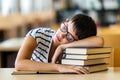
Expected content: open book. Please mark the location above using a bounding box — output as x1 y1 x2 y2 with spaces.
12 70 61 75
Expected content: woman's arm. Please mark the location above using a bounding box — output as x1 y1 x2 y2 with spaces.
15 36 58 71
52 36 104 63
15 35 88 74
64 36 104 48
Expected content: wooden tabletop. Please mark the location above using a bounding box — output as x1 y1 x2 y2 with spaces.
0 67 120 80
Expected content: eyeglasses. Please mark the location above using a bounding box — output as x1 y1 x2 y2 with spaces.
60 21 75 41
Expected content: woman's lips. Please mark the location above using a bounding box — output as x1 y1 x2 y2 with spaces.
56 35 60 42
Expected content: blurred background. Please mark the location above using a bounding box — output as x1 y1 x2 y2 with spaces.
0 0 120 68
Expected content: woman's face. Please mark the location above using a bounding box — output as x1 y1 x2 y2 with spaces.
53 20 78 46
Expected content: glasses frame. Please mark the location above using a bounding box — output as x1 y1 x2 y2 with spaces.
60 21 75 41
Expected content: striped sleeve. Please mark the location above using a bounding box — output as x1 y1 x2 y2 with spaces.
29 28 55 62
26 28 42 39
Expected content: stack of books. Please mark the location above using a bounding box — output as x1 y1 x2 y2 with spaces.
62 47 112 73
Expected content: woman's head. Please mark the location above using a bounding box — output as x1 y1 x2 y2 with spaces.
54 14 97 45
71 14 97 39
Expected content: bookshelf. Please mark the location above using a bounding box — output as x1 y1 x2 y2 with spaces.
54 0 119 27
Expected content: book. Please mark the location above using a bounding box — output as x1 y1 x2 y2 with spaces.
63 53 110 60
12 70 39 75
84 64 108 73
12 70 61 75
62 58 106 66
65 47 112 55
61 47 111 73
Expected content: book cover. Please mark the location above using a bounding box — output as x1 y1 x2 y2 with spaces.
65 47 112 55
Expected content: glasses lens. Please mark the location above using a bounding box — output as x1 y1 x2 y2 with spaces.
61 26 67 33
66 33 74 41
61 21 75 41
61 22 67 33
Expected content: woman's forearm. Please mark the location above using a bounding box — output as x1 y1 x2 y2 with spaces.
63 36 104 49
15 59 89 74
52 36 104 63
15 59 59 72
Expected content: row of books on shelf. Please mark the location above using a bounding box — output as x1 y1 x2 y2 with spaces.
62 47 112 73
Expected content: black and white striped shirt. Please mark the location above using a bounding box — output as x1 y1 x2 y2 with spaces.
26 28 55 63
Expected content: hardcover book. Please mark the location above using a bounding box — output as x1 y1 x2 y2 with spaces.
63 53 110 60
65 47 112 55
62 58 107 66
84 64 108 73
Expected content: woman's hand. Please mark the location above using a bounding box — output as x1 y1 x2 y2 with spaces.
57 64 89 74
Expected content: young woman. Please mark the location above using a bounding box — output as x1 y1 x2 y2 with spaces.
15 14 104 74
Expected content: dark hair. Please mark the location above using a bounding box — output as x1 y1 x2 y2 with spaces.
71 14 97 39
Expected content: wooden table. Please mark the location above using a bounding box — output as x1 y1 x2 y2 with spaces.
0 67 120 80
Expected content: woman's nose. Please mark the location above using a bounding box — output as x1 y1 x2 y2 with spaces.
60 32 67 39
